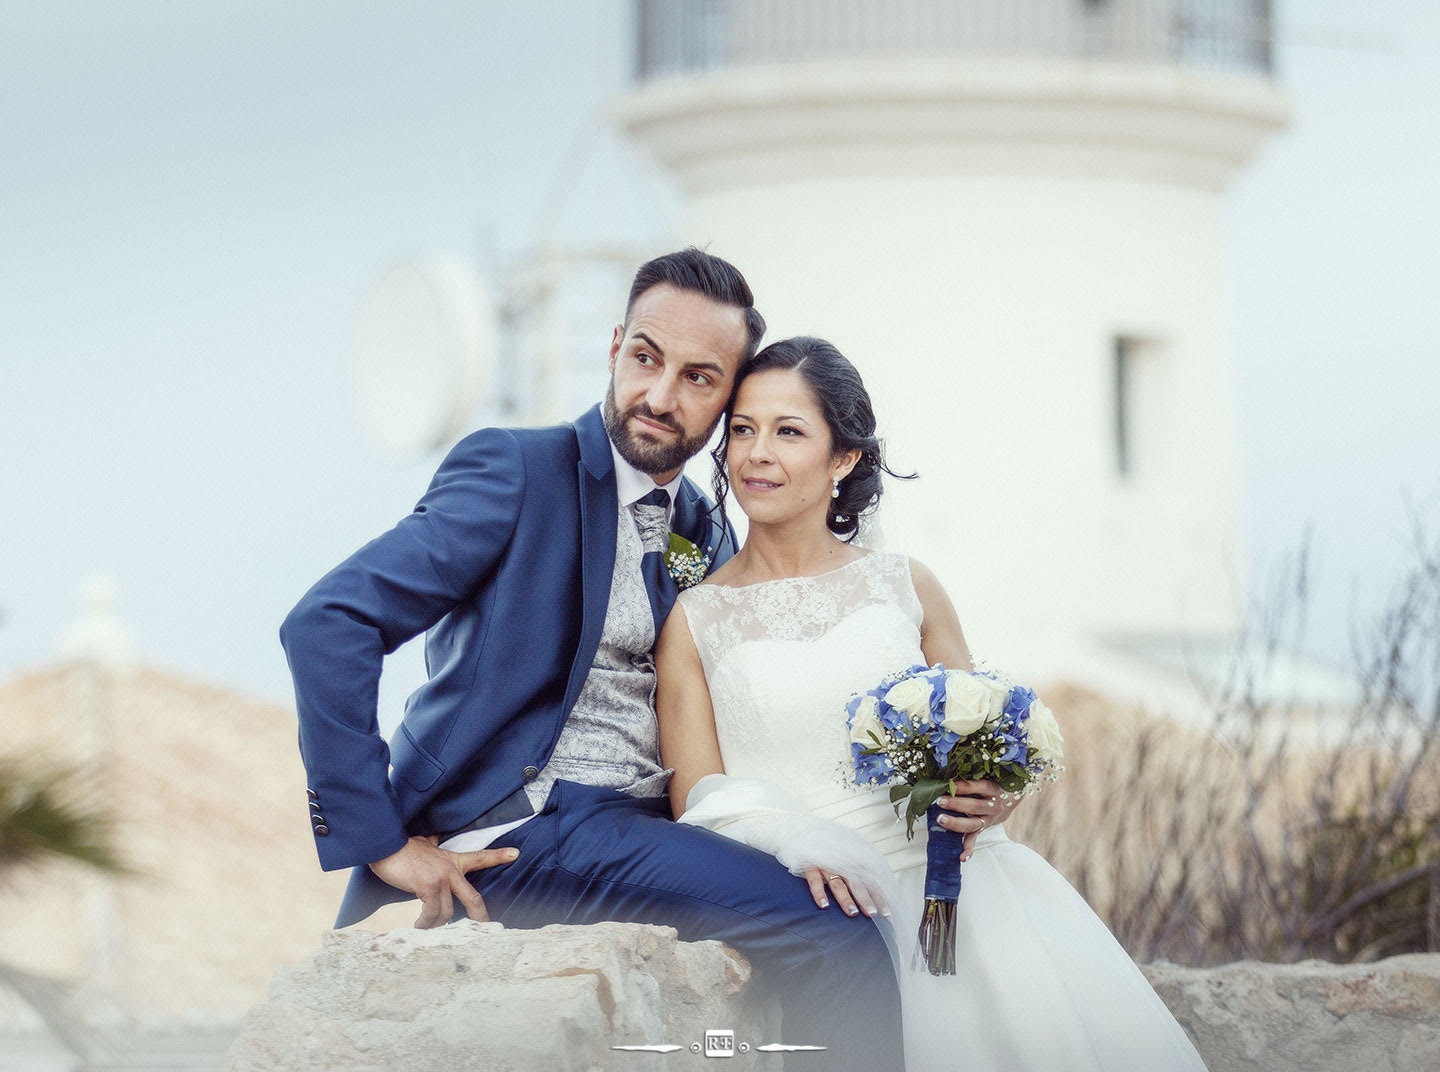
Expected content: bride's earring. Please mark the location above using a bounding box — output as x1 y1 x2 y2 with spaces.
831 476 841 499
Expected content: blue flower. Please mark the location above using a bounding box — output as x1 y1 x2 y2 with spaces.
929 727 962 764
851 740 893 785
1005 685 1036 720
994 730 1028 766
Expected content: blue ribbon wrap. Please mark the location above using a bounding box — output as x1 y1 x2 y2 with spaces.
923 803 964 901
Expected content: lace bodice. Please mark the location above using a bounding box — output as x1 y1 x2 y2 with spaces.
677 551 926 863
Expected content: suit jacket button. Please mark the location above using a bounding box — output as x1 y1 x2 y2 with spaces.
311 813 327 825
306 788 318 800
313 823 330 837
522 765 539 781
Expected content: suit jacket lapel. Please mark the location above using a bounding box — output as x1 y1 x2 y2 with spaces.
564 406 619 715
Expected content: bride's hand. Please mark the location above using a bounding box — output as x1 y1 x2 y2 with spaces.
935 780 1020 861
802 868 889 918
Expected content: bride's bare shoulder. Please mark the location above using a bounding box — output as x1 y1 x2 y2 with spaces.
906 557 962 619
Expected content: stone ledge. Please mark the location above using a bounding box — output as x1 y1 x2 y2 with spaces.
228 923 1440 1072
1144 956 1440 1072
225 922 774 1072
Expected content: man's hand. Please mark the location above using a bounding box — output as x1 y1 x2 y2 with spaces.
368 835 520 929
933 780 1020 861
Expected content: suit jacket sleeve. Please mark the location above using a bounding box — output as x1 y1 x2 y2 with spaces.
279 428 526 871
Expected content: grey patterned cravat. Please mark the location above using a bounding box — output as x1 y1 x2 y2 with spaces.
631 488 671 554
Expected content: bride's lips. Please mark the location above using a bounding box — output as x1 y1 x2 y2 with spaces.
742 477 782 491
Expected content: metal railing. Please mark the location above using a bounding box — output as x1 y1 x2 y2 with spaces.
634 0 1273 81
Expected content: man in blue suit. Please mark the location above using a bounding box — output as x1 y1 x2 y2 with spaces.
280 249 903 1065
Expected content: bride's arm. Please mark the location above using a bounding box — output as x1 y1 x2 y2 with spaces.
656 603 888 917
910 557 1021 855
655 602 726 821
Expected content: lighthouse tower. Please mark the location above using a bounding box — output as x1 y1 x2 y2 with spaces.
617 0 1287 681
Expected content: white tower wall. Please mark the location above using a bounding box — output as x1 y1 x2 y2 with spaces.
619 25 1286 672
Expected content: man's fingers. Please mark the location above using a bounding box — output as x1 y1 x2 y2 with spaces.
803 868 830 909
451 874 490 923
456 846 520 874
413 883 450 929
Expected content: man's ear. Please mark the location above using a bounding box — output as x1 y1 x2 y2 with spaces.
608 324 625 372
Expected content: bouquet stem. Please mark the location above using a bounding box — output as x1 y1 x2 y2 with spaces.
916 898 957 975
917 803 964 975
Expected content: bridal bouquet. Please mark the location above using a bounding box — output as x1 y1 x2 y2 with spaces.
845 663 1064 974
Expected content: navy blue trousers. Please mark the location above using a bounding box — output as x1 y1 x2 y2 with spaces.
467 780 904 1068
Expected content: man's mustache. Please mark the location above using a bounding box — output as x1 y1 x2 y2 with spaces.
626 404 679 433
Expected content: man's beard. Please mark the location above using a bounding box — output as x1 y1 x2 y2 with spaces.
602 381 718 476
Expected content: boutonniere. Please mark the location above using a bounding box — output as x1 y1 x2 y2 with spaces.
664 532 711 590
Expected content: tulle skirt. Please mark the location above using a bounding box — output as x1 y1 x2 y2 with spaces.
886 824 1207 1071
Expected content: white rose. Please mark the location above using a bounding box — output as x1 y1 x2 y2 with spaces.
882 676 935 724
943 672 1009 736
1025 699 1065 765
849 695 886 748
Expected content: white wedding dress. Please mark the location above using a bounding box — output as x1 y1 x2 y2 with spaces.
676 551 1206 1071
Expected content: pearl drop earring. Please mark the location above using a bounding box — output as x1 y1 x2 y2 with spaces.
832 476 841 499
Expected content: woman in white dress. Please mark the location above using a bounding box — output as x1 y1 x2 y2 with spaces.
656 337 1207 1071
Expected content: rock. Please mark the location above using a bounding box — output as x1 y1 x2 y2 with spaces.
1143 955 1440 1072
225 922 776 1072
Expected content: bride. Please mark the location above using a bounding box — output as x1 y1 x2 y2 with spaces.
655 337 1207 1071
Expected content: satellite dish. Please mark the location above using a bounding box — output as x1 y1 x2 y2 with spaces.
350 256 497 458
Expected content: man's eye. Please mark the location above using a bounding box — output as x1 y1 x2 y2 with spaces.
686 372 711 386
636 352 657 365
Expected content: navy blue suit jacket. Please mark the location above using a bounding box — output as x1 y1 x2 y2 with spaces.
279 404 734 926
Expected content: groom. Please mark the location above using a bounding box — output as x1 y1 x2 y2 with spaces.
280 248 903 1064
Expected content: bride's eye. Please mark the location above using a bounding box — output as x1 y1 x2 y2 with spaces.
730 422 752 436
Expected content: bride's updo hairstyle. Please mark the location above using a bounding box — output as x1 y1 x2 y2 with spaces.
713 336 913 542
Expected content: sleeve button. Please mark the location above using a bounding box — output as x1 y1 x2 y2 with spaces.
313 824 330 837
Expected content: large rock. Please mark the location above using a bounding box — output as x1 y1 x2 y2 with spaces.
229 921 1440 1072
226 922 776 1072
1145 955 1440 1072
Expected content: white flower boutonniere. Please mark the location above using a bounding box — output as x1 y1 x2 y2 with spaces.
664 533 711 590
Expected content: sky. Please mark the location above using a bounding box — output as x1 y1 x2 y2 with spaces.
2 0 1438 713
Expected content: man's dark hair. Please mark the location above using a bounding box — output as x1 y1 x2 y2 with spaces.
626 247 766 360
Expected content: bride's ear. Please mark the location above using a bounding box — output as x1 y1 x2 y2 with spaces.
832 448 862 484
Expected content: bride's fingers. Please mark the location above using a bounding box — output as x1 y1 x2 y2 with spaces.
936 811 987 833
937 793 1000 818
961 829 980 861
847 879 886 918
803 868 831 909
826 875 861 917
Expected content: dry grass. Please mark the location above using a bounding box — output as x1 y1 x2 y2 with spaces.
1009 534 1440 966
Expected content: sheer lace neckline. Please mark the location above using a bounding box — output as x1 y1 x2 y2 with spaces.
698 549 876 592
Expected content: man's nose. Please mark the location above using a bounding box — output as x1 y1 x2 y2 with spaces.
646 370 680 415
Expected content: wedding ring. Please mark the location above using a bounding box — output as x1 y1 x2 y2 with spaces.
978 817 988 830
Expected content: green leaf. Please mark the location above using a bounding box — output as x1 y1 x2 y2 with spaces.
888 783 911 805
667 532 703 557
909 777 949 816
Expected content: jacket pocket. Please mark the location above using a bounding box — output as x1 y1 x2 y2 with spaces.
389 724 446 792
